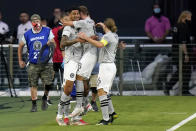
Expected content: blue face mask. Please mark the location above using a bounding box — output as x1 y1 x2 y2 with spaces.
154 8 161 14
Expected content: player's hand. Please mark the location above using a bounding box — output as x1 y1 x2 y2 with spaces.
77 37 86 43
90 35 98 40
96 22 105 29
19 60 26 68
78 32 88 40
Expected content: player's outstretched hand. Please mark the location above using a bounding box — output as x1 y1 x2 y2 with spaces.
78 32 88 40
19 60 26 68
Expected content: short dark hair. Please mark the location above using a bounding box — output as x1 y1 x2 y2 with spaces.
79 5 89 15
67 6 80 14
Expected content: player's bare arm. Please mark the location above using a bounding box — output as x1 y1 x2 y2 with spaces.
47 38 56 48
17 42 26 68
78 32 104 48
60 35 85 50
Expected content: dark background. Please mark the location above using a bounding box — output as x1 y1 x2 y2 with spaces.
0 0 195 36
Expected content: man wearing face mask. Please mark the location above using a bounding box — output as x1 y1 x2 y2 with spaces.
145 3 171 43
165 11 193 96
18 14 56 112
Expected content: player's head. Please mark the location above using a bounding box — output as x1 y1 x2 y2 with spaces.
60 12 70 24
68 7 80 21
79 5 89 19
178 10 192 24
19 12 29 24
104 18 117 33
31 14 42 30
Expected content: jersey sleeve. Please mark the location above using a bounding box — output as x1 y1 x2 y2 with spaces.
62 26 71 37
21 35 26 44
73 20 86 29
48 30 55 40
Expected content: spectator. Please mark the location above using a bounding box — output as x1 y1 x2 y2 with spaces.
17 12 32 43
48 8 61 29
165 11 193 96
41 18 48 27
145 3 171 43
0 11 9 36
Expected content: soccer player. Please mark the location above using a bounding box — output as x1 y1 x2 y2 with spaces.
18 14 55 112
78 18 119 125
56 7 86 126
62 5 97 117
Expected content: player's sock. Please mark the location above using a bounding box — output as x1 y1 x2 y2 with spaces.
57 93 71 118
107 95 115 114
99 95 109 121
83 96 89 106
76 80 84 108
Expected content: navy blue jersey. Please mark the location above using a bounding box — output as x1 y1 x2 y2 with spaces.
24 27 50 64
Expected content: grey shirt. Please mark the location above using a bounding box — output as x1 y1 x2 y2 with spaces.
73 17 97 55
62 26 83 62
98 32 119 63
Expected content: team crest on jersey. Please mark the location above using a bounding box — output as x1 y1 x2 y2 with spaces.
33 41 42 51
70 73 75 78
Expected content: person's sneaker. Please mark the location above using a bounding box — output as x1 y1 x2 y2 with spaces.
41 96 48 111
71 119 88 125
56 117 67 126
96 119 111 125
109 112 118 123
91 101 98 112
69 107 84 118
64 118 70 125
30 104 37 112
47 100 53 105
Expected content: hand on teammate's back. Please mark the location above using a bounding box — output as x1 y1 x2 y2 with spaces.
19 60 26 68
77 37 86 43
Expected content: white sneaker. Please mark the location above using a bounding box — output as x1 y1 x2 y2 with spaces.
69 107 84 118
56 117 67 126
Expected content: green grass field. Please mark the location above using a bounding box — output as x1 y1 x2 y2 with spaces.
0 96 196 131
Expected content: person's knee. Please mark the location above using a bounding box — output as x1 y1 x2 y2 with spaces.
76 75 84 81
98 88 107 96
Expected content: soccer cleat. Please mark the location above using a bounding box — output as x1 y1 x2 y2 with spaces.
56 117 67 126
81 103 93 116
30 104 37 112
41 96 48 111
71 119 88 125
47 100 53 105
91 101 98 112
64 118 70 125
69 107 84 118
96 119 111 125
109 112 118 123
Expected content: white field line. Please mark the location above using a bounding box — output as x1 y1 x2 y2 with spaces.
166 113 196 131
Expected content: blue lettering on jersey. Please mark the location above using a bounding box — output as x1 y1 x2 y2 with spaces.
24 27 50 64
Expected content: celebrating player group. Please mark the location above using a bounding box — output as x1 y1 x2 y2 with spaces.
18 5 121 126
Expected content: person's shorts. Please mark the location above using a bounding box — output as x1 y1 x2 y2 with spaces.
97 63 116 93
77 52 97 80
27 63 54 87
63 60 78 85
89 74 98 88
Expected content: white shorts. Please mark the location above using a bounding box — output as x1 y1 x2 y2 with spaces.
63 60 78 85
97 63 117 93
77 52 97 79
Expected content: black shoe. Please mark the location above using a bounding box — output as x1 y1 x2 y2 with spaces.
91 101 98 112
96 119 111 125
47 100 53 105
109 112 118 123
30 104 37 112
164 90 170 96
41 96 48 111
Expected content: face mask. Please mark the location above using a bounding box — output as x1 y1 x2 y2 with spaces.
153 8 161 14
